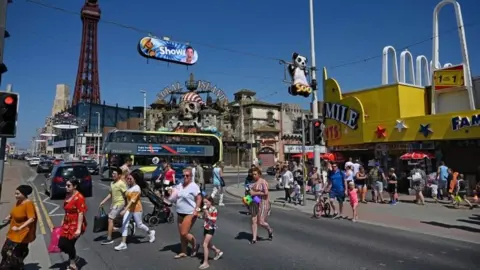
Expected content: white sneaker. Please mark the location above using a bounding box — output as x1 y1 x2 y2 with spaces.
114 243 127 251
219 203 225 206
149 230 156 243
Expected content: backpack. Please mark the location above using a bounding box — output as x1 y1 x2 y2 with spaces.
412 171 422 182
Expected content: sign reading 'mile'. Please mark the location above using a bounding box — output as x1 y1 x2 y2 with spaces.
323 102 360 130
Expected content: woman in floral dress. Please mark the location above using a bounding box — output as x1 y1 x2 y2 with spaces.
58 178 88 270
247 167 273 244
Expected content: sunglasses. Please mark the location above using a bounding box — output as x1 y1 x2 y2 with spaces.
66 184 72 187
183 174 191 177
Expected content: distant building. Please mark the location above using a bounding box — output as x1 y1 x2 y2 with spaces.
51 101 143 155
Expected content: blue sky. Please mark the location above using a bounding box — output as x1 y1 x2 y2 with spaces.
3 0 480 148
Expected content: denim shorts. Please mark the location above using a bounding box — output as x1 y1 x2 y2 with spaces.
329 191 345 202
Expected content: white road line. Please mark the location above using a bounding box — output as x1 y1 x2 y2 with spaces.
27 175 35 183
96 182 110 188
49 214 65 217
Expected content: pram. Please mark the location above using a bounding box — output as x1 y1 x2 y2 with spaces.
142 187 174 226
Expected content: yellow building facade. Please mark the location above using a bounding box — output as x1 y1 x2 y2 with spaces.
323 68 480 146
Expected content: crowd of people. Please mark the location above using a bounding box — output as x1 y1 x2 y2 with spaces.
0 160 275 269
272 157 479 222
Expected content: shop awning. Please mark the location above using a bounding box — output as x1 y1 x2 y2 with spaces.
291 152 314 159
400 152 434 160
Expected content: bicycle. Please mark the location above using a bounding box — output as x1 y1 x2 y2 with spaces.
313 192 332 218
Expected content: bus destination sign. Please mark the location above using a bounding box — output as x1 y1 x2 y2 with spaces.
136 144 212 156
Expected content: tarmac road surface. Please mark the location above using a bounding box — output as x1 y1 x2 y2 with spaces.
28 172 478 270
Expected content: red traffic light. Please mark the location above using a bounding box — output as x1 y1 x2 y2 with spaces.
4 96 14 105
314 121 320 127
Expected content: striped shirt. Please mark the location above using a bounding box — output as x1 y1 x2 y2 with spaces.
203 206 218 230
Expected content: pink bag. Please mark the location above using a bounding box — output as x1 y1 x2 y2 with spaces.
47 227 62 253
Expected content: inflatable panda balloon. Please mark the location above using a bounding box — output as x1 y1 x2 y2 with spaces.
288 52 312 97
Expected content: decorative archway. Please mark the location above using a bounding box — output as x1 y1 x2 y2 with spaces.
258 147 275 167
152 73 229 136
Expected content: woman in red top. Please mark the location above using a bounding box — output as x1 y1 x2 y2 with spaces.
58 178 87 270
164 163 176 185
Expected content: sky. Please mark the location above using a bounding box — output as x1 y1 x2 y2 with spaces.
3 0 480 149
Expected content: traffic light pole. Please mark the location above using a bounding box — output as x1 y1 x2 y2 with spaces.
308 0 321 172
301 113 307 206
0 0 8 202
0 84 11 201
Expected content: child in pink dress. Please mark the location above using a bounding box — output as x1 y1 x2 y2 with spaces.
348 182 359 222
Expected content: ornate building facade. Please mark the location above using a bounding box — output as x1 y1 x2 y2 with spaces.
146 74 290 167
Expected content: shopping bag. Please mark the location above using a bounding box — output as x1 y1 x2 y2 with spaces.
47 227 62 253
92 207 108 233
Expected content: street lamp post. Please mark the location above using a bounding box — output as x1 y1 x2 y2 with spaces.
140 90 147 130
95 112 101 163
309 0 321 171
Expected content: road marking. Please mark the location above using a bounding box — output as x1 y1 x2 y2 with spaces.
96 182 110 189
26 175 35 183
31 185 46 235
396 260 404 263
36 191 61 215
49 214 65 217
32 184 54 232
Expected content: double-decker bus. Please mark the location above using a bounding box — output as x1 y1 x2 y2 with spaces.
100 129 223 181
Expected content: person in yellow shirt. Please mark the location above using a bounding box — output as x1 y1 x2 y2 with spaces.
1 185 37 269
115 169 155 251
99 167 127 245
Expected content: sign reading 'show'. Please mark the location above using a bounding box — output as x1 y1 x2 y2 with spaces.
323 102 359 130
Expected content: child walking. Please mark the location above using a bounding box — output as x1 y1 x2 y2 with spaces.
348 182 359 222
454 174 474 209
199 195 223 269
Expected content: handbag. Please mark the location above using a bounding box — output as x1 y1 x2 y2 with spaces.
92 207 109 233
214 169 225 187
47 227 62 253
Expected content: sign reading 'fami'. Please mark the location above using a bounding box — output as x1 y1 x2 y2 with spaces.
451 114 480 131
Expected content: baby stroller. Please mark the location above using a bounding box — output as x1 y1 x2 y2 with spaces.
142 187 174 226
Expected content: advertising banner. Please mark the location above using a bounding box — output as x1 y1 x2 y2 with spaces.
136 144 212 156
138 37 198 65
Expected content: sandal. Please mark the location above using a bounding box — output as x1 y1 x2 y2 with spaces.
174 253 187 259
191 244 200 257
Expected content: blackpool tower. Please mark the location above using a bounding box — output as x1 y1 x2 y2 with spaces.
72 0 101 106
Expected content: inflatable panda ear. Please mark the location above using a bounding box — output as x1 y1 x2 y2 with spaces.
292 52 299 60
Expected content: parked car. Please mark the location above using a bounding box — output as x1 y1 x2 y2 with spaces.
28 157 40 167
44 161 92 199
37 160 53 173
83 160 99 175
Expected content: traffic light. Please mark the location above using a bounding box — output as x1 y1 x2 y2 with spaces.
0 92 19 137
312 118 323 145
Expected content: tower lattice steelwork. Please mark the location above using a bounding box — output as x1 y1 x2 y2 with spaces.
72 0 101 106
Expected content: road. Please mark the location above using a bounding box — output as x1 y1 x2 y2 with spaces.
28 169 479 270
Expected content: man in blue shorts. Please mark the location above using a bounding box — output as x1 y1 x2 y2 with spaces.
326 162 347 219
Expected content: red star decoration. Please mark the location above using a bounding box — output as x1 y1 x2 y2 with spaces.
376 126 387 138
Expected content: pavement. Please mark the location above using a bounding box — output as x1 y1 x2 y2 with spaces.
225 179 480 244
0 160 51 270
7 163 479 269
